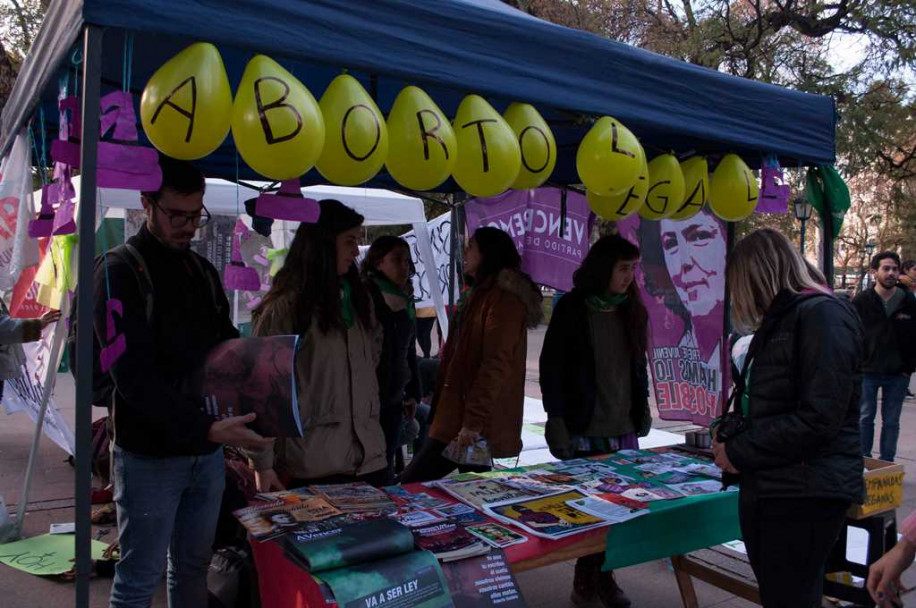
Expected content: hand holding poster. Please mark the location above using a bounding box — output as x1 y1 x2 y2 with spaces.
617 209 728 426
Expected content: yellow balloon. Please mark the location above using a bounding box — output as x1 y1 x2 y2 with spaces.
316 74 389 186
140 42 232 160
576 116 641 196
586 144 648 221
452 95 521 197
386 86 456 191
709 154 759 221
231 55 325 180
669 157 709 221
639 154 685 220
503 102 556 190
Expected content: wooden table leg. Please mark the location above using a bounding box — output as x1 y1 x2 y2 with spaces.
671 555 700 608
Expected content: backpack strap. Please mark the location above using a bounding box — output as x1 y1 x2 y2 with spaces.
186 252 226 318
110 243 156 325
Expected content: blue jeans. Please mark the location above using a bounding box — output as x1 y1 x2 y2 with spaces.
860 373 909 462
110 446 225 608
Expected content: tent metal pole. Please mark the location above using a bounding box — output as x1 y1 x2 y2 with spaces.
75 24 103 608
448 196 457 310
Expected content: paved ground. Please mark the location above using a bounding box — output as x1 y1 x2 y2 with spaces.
1 326 915 607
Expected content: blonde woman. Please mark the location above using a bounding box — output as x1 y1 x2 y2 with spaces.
713 229 864 608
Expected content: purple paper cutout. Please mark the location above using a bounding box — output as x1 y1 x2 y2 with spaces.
28 184 57 237
52 199 76 235
100 298 127 372
50 92 162 192
757 159 790 214
256 179 320 223
224 220 262 291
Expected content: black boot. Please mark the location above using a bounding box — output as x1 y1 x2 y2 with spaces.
571 554 602 606
596 570 632 608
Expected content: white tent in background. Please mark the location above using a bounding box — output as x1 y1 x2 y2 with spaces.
37 179 449 337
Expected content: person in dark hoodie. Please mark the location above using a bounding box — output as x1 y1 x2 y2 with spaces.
361 236 421 481
400 227 543 483
539 234 651 608
853 251 916 462
714 229 864 608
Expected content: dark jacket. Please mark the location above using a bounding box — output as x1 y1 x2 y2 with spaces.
852 287 916 375
429 269 543 458
539 290 651 436
367 278 420 412
725 290 865 504
95 225 237 457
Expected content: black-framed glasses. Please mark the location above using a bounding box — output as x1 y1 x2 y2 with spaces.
146 197 211 228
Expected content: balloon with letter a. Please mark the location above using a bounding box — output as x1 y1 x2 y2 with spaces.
316 74 389 186
576 116 642 196
232 55 325 180
710 154 759 221
669 156 708 221
141 42 233 160
586 143 648 220
503 102 556 190
639 154 685 220
386 86 456 191
452 95 521 197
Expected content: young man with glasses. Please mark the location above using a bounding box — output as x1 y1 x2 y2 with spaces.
99 155 271 608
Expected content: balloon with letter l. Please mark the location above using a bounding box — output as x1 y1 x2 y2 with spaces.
503 102 556 190
317 74 389 186
232 55 325 180
386 86 456 191
141 42 233 160
586 143 648 220
576 116 642 196
452 95 521 197
710 154 759 221
669 156 709 221
639 154 685 220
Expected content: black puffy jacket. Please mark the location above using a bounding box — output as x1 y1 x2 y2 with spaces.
725 290 865 504
539 289 650 435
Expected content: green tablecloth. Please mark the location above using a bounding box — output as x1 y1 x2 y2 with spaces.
604 489 741 570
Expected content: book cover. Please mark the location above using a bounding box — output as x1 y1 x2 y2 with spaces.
436 480 537 509
197 335 303 437
483 490 610 540
412 522 489 561
465 523 528 549
285 518 415 572
313 482 397 513
233 497 342 541
440 551 528 608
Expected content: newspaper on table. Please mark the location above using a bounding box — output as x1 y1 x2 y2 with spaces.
482 490 614 540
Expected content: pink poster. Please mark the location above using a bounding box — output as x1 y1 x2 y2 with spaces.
617 209 729 426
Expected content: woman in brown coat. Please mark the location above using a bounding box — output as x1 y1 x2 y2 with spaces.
401 227 542 483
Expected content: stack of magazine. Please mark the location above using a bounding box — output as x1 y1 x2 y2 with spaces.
412 521 491 562
312 482 397 514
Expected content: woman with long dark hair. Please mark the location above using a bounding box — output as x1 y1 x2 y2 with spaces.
713 229 864 607
361 236 421 480
246 199 387 490
539 234 651 608
400 227 543 483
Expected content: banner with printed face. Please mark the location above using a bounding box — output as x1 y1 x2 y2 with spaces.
465 188 593 292
617 209 728 426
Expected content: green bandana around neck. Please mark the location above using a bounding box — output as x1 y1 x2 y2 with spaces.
340 278 355 329
585 291 628 312
372 274 416 320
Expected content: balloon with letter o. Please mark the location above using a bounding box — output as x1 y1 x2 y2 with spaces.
317 74 389 186
504 102 556 190
232 55 325 180
141 42 233 160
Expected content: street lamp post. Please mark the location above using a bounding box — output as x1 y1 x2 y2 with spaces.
793 196 814 256
863 240 876 290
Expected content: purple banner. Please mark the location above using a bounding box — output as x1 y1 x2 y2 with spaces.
617 209 728 427
464 188 593 291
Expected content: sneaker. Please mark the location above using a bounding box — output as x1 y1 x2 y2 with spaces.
596 570 632 608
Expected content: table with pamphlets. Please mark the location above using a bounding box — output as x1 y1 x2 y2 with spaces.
244 447 741 608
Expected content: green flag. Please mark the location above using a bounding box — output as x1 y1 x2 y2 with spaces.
806 165 851 239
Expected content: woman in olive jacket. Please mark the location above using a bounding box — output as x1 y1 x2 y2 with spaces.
714 229 864 608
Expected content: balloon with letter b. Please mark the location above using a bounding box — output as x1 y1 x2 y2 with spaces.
710 154 758 221
452 95 521 198
504 102 556 190
232 55 325 180
639 154 685 220
386 86 456 191
586 144 648 221
576 116 642 196
141 42 233 160
317 74 389 186
669 156 708 221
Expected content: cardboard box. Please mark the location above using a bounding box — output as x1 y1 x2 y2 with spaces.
847 458 905 520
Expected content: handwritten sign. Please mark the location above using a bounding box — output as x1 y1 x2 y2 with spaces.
860 471 904 517
0 533 106 576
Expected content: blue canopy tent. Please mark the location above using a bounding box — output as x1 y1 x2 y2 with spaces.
0 1 837 604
